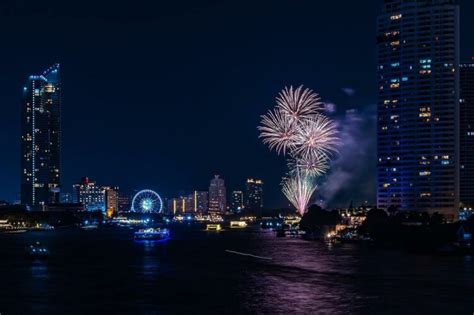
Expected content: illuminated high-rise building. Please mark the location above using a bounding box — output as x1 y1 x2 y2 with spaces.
377 0 459 218
193 190 208 214
245 178 263 210
460 62 474 207
105 186 119 217
208 175 226 215
72 177 105 212
21 64 61 207
230 191 244 213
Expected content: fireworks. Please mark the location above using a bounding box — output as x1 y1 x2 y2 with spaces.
293 114 339 159
258 109 297 155
282 170 317 216
258 85 339 215
276 85 322 121
288 152 330 177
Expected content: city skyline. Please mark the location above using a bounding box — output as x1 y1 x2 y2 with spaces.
2 1 474 209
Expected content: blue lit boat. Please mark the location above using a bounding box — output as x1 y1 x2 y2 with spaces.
26 242 50 259
134 228 170 240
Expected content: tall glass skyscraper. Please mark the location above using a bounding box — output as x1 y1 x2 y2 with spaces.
376 1 459 218
460 62 474 207
21 64 61 207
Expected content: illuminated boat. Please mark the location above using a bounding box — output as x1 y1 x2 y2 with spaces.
230 221 247 228
26 242 50 259
134 228 170 240
206 224 222 231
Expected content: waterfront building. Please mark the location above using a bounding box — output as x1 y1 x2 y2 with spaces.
118 194 130 213
245 178 263 210
60 192 73 204
194 190 208 214
376 0 460 218
230 191 244 213
167 197 183 214
208 175 226 215
105 187 119 217
20 64 61 207
72 177 105 212
460 62 474 207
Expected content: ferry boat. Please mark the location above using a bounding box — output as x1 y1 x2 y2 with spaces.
134 228 170 240
0 220 27 233
230 221 247 229
206 224 222 231
26 242 50 259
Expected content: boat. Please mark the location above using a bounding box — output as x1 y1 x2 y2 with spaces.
230 221 247 229
0 220 27 233
134 228 170 240
206 224 222 231
26 242 50 259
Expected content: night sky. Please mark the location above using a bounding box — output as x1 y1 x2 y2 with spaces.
1 0 474 208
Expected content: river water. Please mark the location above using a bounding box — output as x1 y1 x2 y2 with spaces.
0 227 473 314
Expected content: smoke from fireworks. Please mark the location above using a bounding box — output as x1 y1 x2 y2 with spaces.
258 85 339 215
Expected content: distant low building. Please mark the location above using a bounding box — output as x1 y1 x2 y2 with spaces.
72 177 105 212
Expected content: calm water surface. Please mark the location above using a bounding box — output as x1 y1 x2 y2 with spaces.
0 227 473 314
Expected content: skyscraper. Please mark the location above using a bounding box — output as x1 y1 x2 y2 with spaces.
460 62 474 207
377 0 460 218
21 64 61 207
230 191 244 213
208 175 226 215
245 178 263 210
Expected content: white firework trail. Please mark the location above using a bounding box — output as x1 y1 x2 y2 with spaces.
293 114 339 159
276 85 322 121
282 168 317 216
258 108 298 155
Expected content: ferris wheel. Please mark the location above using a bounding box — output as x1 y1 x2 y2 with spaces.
131 189 163 213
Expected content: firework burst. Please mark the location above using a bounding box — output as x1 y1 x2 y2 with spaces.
294 114 339 159
282 169 317 216
276 85 322 121
288 152 330 177
258 108 298 155
258 85 339 215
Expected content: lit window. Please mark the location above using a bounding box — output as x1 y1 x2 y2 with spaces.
390 14 402 20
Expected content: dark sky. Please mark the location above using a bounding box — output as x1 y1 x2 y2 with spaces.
1 0 473 208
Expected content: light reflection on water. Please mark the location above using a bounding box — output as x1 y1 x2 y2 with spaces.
0 228 472 314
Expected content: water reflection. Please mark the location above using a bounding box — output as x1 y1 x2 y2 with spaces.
30 261 49 280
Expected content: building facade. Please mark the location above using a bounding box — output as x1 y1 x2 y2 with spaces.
245 178 263 210
21 64 61 207
460 63 474 207
194 190 208 214
72 177 105 212
118 194 130 213
208 175 226 215
376 0 460 218
105 186 119 216
230 191 244 213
